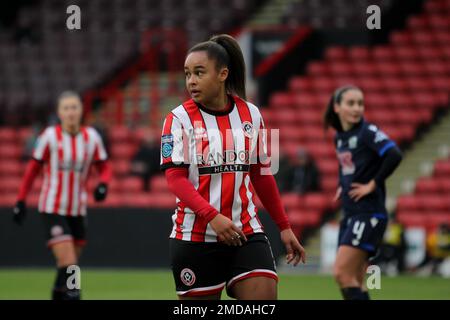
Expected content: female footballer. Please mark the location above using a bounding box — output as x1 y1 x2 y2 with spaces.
324 85 403 300
160 34 306 300
13 91 112 300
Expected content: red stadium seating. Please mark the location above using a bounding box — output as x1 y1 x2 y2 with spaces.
396 155 450 230
121 177 143 192
150 175 169 193
0 0 448 223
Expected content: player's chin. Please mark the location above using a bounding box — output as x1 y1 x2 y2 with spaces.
191 96 202 104
348 117 361 124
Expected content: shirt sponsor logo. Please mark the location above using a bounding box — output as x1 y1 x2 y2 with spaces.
196 150 250 166
198 164 250 175
349 136 358 149
194 127 208 140
58 161 84 172
338 151 355 175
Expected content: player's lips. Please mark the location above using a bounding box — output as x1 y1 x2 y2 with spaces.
190 90 201 98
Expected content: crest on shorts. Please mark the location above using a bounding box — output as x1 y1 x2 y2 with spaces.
242 121 254 138
180 268 196 286
51 225 64 237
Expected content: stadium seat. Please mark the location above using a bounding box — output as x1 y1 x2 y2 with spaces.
0 144 22 159
397 212 426 228
348 46 370 61
287 210 321 227
397 195 422 211
434 160 450 176
307 62 329 76
324 47 347 60
110 143 137 160
121 177 143 192
422 196 450 211
0 161 24 176
0 128 16 142
147 192 177 208
107 126 130 143
415 178 441 194
150 175 169 192
269 92 294 109
281 193 302 211
289 77 312 92
112 160 131 176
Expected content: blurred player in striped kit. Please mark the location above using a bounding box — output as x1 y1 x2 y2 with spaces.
161 34 306 300
13 91 112 300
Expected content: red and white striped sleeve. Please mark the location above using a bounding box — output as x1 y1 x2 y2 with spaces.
160 112 189 171
91 128 108 162
256 111 270 168
32 128 51 162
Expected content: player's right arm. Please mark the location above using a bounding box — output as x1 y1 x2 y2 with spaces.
165 167 246 246
13 128 49 225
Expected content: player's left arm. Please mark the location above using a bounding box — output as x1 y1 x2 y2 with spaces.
349 124 403 201
92 129 111 202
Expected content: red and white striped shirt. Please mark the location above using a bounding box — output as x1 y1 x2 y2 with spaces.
32 125 108 216
161 96 268 242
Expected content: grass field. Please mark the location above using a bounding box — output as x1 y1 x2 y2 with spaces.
1 269 449 300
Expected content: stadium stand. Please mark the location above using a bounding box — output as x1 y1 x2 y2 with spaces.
0 0 449 240
260 0 450 235
397 158 450 231
0 0 262 125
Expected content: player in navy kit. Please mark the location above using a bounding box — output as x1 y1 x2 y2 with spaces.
324 85 403 300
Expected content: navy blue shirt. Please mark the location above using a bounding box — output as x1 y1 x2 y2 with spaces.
335 119 397 217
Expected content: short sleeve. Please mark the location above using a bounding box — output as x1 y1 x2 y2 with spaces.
32 128 51 162
92 129 108 162
160 113 189 171
257 115 270 166
362 123 397 157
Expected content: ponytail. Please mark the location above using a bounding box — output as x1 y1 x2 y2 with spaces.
323 85 360 132
188 34 247 99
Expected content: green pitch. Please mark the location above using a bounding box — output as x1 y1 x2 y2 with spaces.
0 269 449 300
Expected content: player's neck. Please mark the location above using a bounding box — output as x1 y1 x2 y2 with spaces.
341 121 353 132
61 123 80 135
341 119 362 132
203 93 229 112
